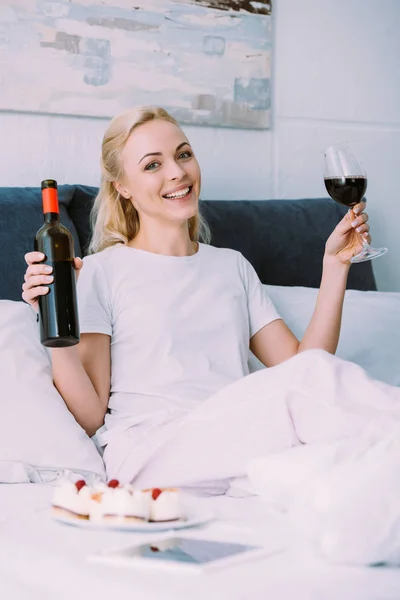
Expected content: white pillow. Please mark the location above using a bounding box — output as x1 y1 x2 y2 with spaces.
0 300 105 483
248 286 400 387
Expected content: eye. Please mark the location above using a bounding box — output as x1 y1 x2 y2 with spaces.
145 161 160 171
178 150 193 160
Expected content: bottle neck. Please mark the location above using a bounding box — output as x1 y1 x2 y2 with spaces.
42 187 59 215
43 212 60 223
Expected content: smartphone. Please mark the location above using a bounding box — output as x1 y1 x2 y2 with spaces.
88 536 280 573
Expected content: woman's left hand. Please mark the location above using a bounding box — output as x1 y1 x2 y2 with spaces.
324 201 370 265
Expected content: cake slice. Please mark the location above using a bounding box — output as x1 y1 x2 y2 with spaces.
144 488 184 522
51 480 91 520
89 479 148 523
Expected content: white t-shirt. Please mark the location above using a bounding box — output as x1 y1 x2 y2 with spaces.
77 243 280 421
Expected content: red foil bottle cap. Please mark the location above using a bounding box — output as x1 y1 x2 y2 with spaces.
41 179 59 214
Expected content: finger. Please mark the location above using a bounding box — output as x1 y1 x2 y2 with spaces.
351 213 369 229
26 264 53 278
337 210 368 236
23 274 53 288
73 257 83 270
24 252 45 266
355 223 370 235
361 232 371 245
22 283 50 296
336 212 355 235
352 201 366 215
22 286 49 304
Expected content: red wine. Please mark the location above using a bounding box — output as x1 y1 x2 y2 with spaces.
34 180 80 347
324 176 367 207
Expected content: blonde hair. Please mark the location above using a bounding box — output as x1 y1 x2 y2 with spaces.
89 106 211 254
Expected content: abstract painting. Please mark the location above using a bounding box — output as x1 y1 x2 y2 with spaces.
0 0 272 129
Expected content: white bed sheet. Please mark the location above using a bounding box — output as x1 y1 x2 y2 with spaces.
1 484 400 600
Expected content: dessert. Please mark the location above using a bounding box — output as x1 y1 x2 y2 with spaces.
144 487 183 522
51 480 185 524
51 479 91 520
85 481 109 522
89 480 148 523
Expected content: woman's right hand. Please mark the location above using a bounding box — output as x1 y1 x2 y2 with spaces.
22 252 83 312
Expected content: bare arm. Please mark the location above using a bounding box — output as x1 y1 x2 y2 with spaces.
250 258 349 367
250 201 370 368
22 251 110 437
250 319 299 367
51 333 111 437
299 257 349 353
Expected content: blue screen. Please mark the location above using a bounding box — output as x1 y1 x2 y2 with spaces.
117 537 260 565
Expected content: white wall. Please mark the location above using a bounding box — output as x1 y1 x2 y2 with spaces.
1 0 399 290
274 0 400 292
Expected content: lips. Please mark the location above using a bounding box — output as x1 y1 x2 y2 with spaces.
162 185 193 199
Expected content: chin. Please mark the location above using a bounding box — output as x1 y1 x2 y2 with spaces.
168 207 198 224
163 194 199 220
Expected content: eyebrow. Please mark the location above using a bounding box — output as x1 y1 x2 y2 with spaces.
138 141 191 164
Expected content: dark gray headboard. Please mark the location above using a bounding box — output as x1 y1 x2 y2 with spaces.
0 185 376 301
199 198 376 290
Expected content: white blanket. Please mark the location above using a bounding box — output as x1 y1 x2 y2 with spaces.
100 350 400 492
245 427 400 566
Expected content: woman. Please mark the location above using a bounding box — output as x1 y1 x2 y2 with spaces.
21 106 373 486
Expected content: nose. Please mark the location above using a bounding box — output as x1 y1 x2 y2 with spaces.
166 159 186 181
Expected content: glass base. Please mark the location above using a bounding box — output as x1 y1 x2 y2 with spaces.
350 246 388 264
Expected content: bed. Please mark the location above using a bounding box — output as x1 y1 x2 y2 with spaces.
2 484 400 600
1 186 400 598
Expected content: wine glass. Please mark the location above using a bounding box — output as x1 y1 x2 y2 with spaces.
323 142 388 263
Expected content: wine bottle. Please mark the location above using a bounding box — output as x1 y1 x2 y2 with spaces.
34 179 80 347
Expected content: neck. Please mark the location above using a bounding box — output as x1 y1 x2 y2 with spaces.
127 222 197 257
44 212 60 223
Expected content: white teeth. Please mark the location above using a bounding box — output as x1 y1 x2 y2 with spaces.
164 187 190 199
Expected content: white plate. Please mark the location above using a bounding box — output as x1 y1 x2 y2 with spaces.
52 508 214 533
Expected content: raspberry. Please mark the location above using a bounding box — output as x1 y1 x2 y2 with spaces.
108 479 120 488
75 480 86 492
151 488 163 501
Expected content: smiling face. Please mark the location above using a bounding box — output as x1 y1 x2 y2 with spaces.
115 119 201 228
